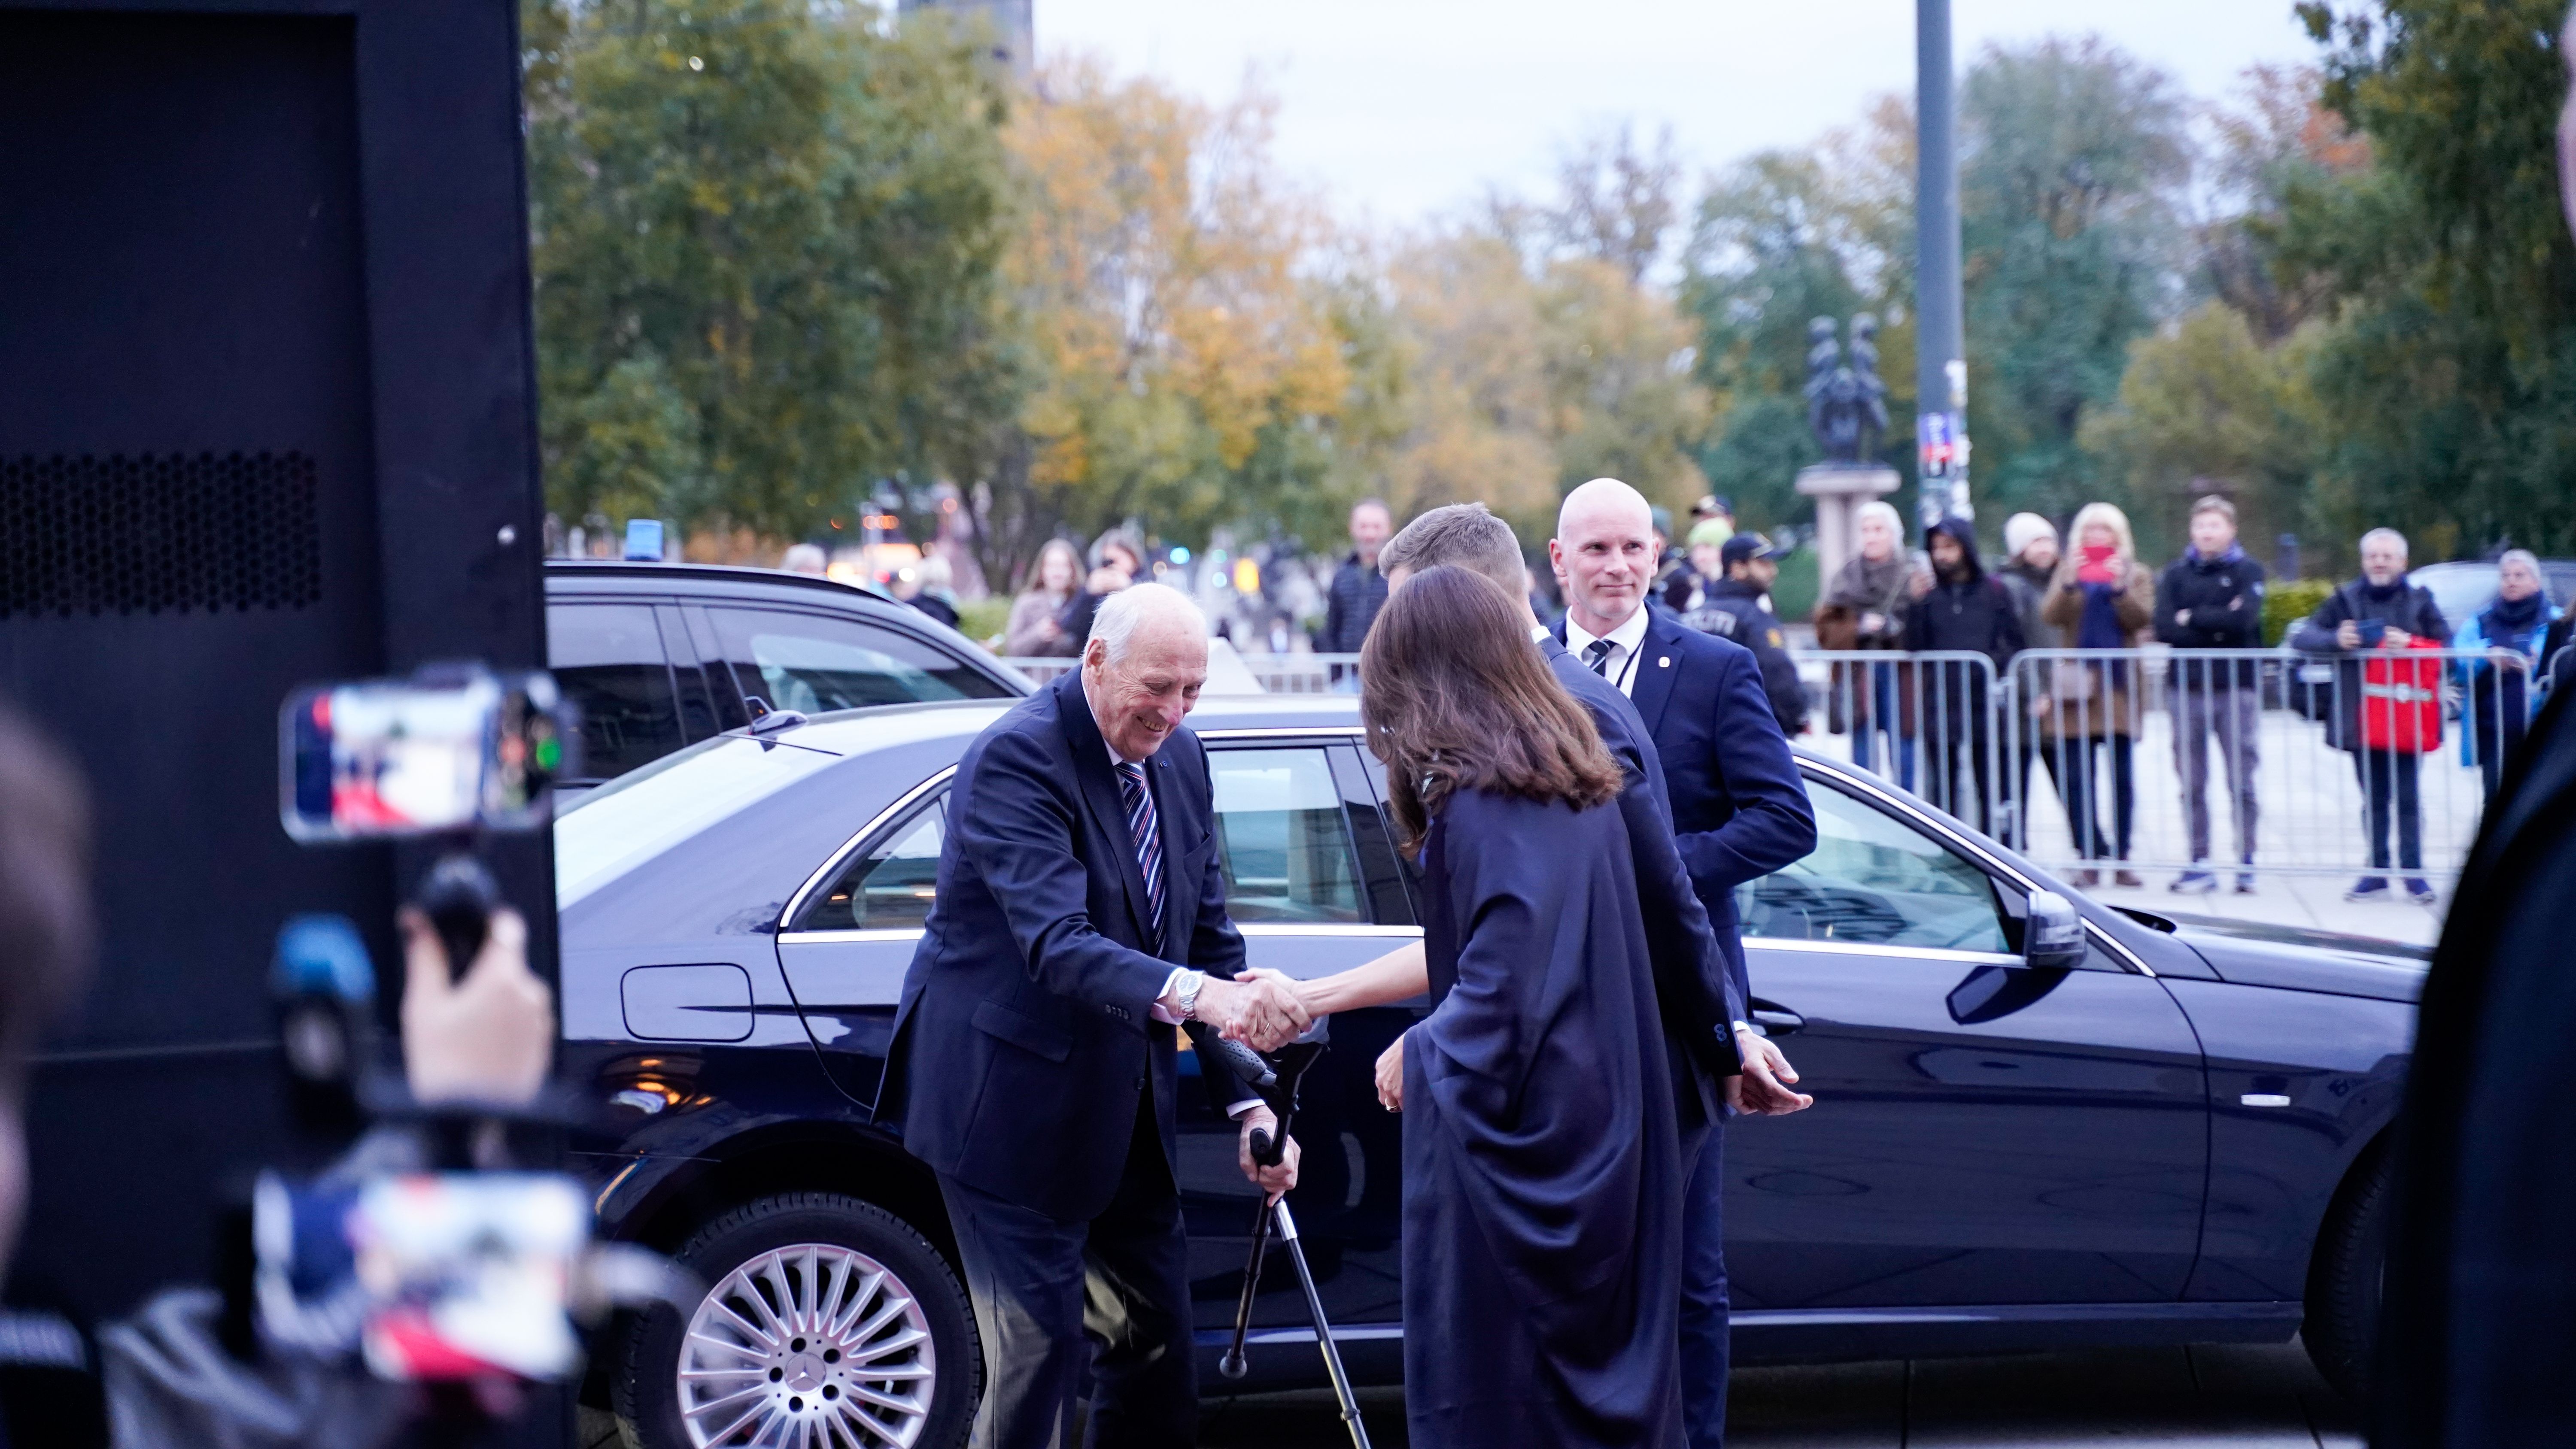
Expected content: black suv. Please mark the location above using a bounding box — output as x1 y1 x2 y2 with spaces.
544 561 1027 790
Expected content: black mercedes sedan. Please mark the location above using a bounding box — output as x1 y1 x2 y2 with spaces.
554 694 2413 1449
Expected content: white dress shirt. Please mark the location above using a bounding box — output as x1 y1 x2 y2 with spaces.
1103 736 1261 1119
1563 604 1654 698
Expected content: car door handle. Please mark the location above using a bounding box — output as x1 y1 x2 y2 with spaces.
1747 1000 1804 1037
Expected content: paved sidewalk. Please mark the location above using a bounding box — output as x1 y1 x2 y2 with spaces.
1199 1341 2362 1447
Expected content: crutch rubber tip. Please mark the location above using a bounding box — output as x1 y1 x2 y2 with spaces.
1219 1351 1248 1379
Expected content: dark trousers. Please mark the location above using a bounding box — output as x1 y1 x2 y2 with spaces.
2470 673 2532 797
2353 749 2425 883
1679 1115 1728 1449
1920 709 1994 834
2050 734 2135 861
938 1095 1196 1449
2007 734 2065 852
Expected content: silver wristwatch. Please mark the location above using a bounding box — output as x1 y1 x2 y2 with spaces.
1173 971 1206 1020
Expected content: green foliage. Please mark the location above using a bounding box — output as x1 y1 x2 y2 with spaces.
526 0 1018 542
2278 0 2576 556
2265 577 2336 643
1959 37 2191 518
954 594 1010 649
1768 544 1822 624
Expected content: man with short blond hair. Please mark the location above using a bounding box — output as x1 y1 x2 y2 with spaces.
2154 494 2267 894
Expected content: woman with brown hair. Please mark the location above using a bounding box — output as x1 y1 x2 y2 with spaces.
1361 564 1686 1449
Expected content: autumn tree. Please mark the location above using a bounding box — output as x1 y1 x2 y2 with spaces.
525 0 1020 544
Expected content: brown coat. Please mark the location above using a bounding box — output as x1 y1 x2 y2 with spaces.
2036 565 2154 739
1816 583 1917 737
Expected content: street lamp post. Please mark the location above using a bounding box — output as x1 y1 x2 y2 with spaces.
1915 0 1969 532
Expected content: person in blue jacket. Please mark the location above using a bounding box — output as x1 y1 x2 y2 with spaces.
2452 549 2561 797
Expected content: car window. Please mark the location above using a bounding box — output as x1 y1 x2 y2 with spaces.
1738 783 2009 952
706 607 1012 713
794 797 946 932
1210 748 1366 923
547 602 684 781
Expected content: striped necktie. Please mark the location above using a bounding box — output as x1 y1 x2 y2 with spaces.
1585 638 1616 677
1115 761 1166 941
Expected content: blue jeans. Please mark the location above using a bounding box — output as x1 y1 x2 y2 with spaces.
1848 664 1916 791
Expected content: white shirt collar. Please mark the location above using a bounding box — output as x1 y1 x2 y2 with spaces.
1562 605 1653 694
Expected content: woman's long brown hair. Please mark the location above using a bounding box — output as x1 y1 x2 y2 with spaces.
1359 565 1623 852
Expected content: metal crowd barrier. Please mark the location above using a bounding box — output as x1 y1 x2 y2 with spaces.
1796 645 2538 888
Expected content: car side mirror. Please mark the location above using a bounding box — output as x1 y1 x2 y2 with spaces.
2024 890 2086 971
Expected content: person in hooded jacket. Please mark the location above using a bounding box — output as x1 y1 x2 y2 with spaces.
1905 516 2023 833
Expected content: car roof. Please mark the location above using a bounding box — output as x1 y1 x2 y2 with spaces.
544 558 900 607
765 691 1370 757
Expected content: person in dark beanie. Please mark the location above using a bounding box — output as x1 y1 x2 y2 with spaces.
1905 516 2023 833
1318 498 1394 655
2154 496 2267 894
1685 533 1807 737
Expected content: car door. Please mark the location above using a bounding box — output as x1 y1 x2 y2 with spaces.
772 775 951 1108
1170 738 1419 1335
1723 772 2209 1311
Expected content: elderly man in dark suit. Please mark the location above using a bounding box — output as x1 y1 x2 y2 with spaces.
1552 476 1817 1449
889 582 1310 1449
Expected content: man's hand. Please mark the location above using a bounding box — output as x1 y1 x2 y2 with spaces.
1726 1028 1813 1116
1194 973 1310 1052
1236 1108 1300 1200
2336 619 2361 649
1375 1033 1405 1112
1859 610 1886 636
398 906 553 1109
2383 627 2415 649
2497 648 2532 672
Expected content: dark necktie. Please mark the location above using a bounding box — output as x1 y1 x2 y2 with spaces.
1115 761 1166 941
1585 638 1616 678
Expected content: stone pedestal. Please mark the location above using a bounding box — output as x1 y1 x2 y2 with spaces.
1796 464 1902 589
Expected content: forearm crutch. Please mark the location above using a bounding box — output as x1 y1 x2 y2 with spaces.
1186 1025 1371 1449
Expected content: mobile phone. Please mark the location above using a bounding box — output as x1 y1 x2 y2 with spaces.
280 670 574 841
2357 619 2388 647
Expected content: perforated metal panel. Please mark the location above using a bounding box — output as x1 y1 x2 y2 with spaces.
0 451 323 617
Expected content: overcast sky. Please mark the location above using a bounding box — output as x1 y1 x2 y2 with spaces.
1035 1 2322 228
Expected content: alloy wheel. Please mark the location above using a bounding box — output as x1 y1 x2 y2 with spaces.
676 1242 938 1448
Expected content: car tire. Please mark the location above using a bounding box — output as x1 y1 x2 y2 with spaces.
2303 1139 2391 1404
615 1193 978 1449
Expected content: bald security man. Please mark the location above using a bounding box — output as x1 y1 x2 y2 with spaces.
1554 478 1817 1449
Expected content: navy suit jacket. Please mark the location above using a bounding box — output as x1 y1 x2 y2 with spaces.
1538 633 1745 1124
1557 610 1817 1012
888 672 1252 1222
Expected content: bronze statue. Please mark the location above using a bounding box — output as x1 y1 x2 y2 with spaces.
1804 315 1890 464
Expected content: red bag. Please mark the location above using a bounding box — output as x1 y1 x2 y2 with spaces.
2359 640 2444 754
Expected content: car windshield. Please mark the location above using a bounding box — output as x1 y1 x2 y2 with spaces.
555 733 841 909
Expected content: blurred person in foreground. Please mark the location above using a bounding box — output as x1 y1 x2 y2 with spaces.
886 583 1307 1449
1996 513 2064 850
2454 549 2559 798
1552 478 1815 1449
2289 528 2451 905
779 542 828 576
0 703 556 1446
1003 538 1086 658
1684 533 1808 738
1905 516 2024 835
1814 500 1917 789
2154 496 2267 894
1317 497 1393 656
1359 563 1688 1448
2041 503 2154 888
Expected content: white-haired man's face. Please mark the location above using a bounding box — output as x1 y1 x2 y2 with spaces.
2361 534 2409 587
1083 615 1206 761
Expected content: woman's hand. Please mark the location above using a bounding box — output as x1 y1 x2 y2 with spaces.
1238 965 1308 1015
1375 1033 1406 1112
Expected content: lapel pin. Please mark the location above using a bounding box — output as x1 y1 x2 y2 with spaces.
1659 656 1671 668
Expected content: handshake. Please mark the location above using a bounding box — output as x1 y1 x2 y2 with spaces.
1191 970 1313 1052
